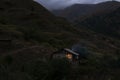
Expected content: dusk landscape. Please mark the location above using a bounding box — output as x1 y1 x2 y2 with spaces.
0 0 120 80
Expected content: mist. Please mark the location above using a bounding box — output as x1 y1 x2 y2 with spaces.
34 0 120 10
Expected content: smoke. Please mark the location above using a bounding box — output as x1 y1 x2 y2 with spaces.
71 44 89 58
34 0 120 10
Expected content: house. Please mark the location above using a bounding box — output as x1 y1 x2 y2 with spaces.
51 48 80 61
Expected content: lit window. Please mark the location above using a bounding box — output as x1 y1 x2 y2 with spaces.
66 53 72 59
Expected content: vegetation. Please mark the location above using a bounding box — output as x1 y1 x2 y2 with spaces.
75 7 120 39
1 53 120 80
53 1 120 22
0 0 120 80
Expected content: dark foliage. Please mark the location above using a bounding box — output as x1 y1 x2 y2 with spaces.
75 7 120 39
0 0 120 80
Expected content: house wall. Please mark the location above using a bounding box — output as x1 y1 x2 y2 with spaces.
52 50 80 62
66 53 73 60
53 53 74 61
52 53 66 59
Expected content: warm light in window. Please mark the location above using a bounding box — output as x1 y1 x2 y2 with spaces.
66 53 72 59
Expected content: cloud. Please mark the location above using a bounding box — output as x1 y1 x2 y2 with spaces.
34 0 120 10
34 0 75 10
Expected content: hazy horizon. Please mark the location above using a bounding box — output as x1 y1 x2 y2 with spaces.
34 0 120 10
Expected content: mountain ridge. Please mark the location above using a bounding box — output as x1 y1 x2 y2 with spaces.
52 1 120 21
75 6 120 39
0 0 119 55
0 0 120 80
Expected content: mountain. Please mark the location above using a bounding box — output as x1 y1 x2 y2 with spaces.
52 1 120 21
0 0 120 80
0 0 119 56
75 6 120 39
0 0 66 27
0 0 81 50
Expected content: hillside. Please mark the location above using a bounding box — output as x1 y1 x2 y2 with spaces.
0 0 120 80
75 6 120 39
52 1 120 21
0 0 82 50
0 0 119 53
0 0 120 63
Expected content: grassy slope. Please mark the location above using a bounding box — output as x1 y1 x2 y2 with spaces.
0 0 120 80
75 7 120 39
0 0 80 49
0 0 119 56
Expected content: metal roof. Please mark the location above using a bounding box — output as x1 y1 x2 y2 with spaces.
64 48 79 56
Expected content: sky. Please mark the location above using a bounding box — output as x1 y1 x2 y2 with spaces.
34 0 119 10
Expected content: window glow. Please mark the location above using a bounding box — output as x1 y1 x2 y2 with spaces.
66 53 72 59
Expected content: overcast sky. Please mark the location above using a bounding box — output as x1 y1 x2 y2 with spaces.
34 0 119 10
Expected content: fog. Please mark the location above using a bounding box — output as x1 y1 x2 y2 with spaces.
34 0 119 10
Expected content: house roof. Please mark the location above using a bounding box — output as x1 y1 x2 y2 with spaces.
64 48 79 56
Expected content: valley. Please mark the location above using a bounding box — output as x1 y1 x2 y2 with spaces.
0 0 120 80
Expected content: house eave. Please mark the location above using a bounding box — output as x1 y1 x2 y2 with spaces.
64 48 79 56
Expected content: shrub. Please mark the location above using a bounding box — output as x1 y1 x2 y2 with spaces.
46 59 71 80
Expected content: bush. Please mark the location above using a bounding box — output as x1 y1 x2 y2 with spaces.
24 59 71 80
47 59 71 80
4 55 13 65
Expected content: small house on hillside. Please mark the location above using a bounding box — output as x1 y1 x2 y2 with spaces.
51 48 80 61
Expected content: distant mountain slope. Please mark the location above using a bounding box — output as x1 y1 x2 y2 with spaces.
75 6 120 39
52 1 120 21
0 0 120 56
